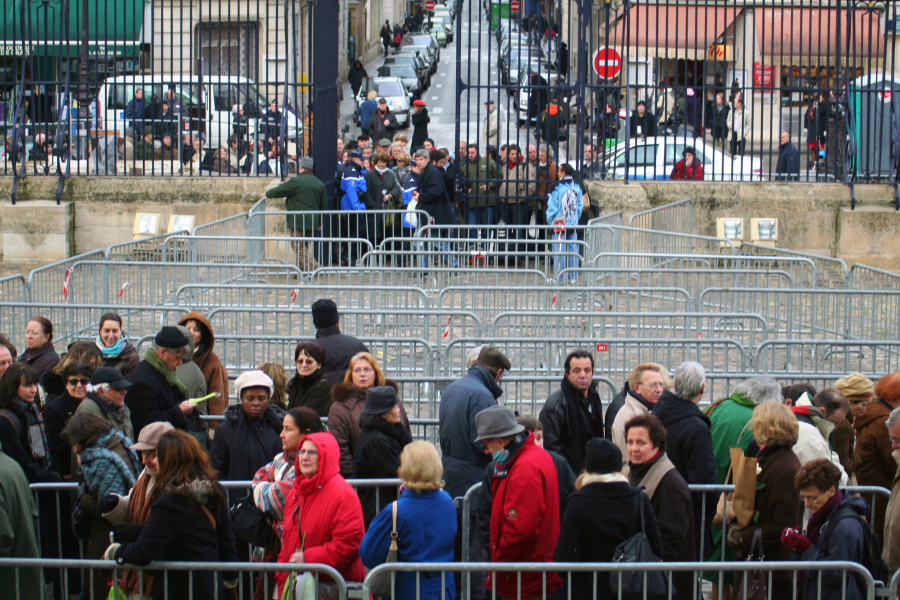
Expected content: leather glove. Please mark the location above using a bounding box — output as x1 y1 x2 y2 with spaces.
726 523 745 551
98 494 119 514
112 524 144 544
781 527 813 552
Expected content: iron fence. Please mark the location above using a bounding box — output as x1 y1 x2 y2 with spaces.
0 274 29 303
170 283 430 310
755 339 900 376
26 249 106 303
740 242 850 288
850 263 900 291
565 267 796 295
307 266 548 293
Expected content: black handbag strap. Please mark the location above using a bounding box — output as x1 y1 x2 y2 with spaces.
630 490 648 537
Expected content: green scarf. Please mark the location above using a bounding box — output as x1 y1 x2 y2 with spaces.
144 348 187 395
704 391 757 418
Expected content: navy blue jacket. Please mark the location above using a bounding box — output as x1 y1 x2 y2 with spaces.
360 488 457 600
776 141 801 181
438 366 502 499
798 495 869 600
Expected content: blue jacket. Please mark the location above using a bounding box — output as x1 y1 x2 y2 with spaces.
360 488 457 600
401 171 420 229
545 176 583 227
125 97 146 131
340 162 368 211
798 495 869 600
359 99 379 130
438 366 502 498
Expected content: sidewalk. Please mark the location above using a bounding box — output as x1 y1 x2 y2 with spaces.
338 53 391 139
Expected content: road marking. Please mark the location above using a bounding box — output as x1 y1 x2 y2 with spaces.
431 96 439 100
436 84 443 87
432 107 444 114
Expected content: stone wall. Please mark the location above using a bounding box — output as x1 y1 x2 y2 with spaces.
1 176 899 271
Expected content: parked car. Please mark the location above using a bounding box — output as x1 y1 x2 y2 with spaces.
401 34 441 63
600 136 764 181
385 54 431 88
402 44 438 75
506 58 556 92
96 75 301 150
377 64 423 98
355 76 413 126
515 69 577 130
502 48 547 85
424 19 451 45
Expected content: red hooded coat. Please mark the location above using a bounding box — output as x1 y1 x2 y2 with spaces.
276 432 366 594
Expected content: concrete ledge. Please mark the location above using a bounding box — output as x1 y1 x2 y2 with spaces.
838 206 900 270
1 200 74 262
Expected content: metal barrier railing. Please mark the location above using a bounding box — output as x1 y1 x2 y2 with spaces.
851 263 900 291
627 198 695 235
26 250 106 304
740 243 850 288
755 339 900 376
0 274 29 303
307 267 549 293
104 231 192 262
564 267 796 294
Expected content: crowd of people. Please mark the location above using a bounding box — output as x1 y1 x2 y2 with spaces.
2 304 900 600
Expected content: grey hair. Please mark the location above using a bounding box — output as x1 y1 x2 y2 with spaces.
887 407 900 430
466 345 485 369
674 362 706 400
86 382 111 394
734 376 782 405
538 143 554 159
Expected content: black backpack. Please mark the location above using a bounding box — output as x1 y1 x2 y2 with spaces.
824 506 890 584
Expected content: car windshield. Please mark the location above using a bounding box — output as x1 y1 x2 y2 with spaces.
385 66 417 78
377 81 405 97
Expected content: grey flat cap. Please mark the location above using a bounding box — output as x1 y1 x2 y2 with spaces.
474 405 524 442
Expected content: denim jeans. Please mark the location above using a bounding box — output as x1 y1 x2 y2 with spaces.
467 205 496 244
552 229 580 282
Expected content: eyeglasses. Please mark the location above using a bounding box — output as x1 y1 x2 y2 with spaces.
296 359 318 366
353 367 374 374
298 449 318 457
638 381 665 389
67 378 90 387
799 489 831 504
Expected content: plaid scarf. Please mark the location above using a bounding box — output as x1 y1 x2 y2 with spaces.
13 397 49 468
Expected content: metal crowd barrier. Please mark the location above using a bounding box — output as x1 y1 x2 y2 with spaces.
627 198 695 235
105 231 194 262
171 284 430 310
699 287 900 341
162 234 375 266
740 243 850 288
851 264 900 291
307 267 548 293
490 311 771 350
442 337 748 378
364 561 878 600
755 340 900 376
0 274 29 303
26 249 106 303
566 267 796 294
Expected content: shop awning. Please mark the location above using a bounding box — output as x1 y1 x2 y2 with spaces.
757 7 885 66
0 0 146 57
608 5 743 60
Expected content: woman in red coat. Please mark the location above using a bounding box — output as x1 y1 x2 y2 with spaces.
276 432 366 597
670 146 704 180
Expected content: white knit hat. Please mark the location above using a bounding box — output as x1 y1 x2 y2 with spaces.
235 370 274 398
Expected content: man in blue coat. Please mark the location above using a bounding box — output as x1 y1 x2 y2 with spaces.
339 150 368 265
545 163 583 283
358 90 379 133
125 88 146 135
438 346 511 600
776 130 801 181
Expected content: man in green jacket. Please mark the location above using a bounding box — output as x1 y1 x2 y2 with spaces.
261 156 328 271
0 440 42 600
460 144 498 244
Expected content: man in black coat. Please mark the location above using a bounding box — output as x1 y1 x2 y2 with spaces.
311 299 370 385
775 130 801 181
527 72 549 122
126 326 193 438
652 361 717 562
539 350 604 474
348 60 368 99
368 98 401 142
414 148 459 266
629 100 657 138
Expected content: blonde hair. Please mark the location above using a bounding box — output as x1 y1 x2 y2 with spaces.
395 152 412 166
627 362 671 390
751 402 799 447
398 441 445 491
343 352 386 387
367 90 378 100
258 361 288 407
392 133 408 143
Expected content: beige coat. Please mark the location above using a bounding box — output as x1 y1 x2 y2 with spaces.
482 107 501 149
729 109 751 141
499 160 536 204
611 393 651 457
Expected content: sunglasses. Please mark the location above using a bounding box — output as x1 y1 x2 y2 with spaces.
67 378 89 387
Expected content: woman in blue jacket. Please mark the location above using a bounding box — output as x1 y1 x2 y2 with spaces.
360 440 457 600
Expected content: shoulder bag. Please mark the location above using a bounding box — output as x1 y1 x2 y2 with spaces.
610 491 667 598
732 528 768 600
368 501 400 597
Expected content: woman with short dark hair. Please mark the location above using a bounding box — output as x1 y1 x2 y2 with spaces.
42 340 101 403
287 342 332 414
0 362 60 482
782 458 869 599
19 316 60 377
44 360 96 476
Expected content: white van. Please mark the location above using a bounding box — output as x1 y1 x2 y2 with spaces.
96 75 301 150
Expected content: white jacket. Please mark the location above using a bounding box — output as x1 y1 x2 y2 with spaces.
793 421 848 485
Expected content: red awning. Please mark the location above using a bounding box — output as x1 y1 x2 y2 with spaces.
609 5 743 60
757 7 885 65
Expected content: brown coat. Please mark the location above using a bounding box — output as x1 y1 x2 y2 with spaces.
730 444 801 597
178 312 229 424
884 466 900 578
534 160 558 204
854 399 896 534
327 379 409 478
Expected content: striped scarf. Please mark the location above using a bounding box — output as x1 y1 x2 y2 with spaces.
13 397 49 467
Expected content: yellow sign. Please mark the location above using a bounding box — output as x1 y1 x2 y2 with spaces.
708 44 733 61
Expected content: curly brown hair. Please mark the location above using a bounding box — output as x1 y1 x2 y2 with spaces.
795 458 842 492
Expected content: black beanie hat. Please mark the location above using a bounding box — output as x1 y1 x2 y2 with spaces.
584 438 623 474
311 299 339 328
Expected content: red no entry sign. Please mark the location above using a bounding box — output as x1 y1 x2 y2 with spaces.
592 46 622 79
425 0 435 9
510 0 520 11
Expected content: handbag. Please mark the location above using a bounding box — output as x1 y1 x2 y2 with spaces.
610 492 667 598
72 485 94 540
368 501 400 597
732 529 768 600
230 493 275 548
